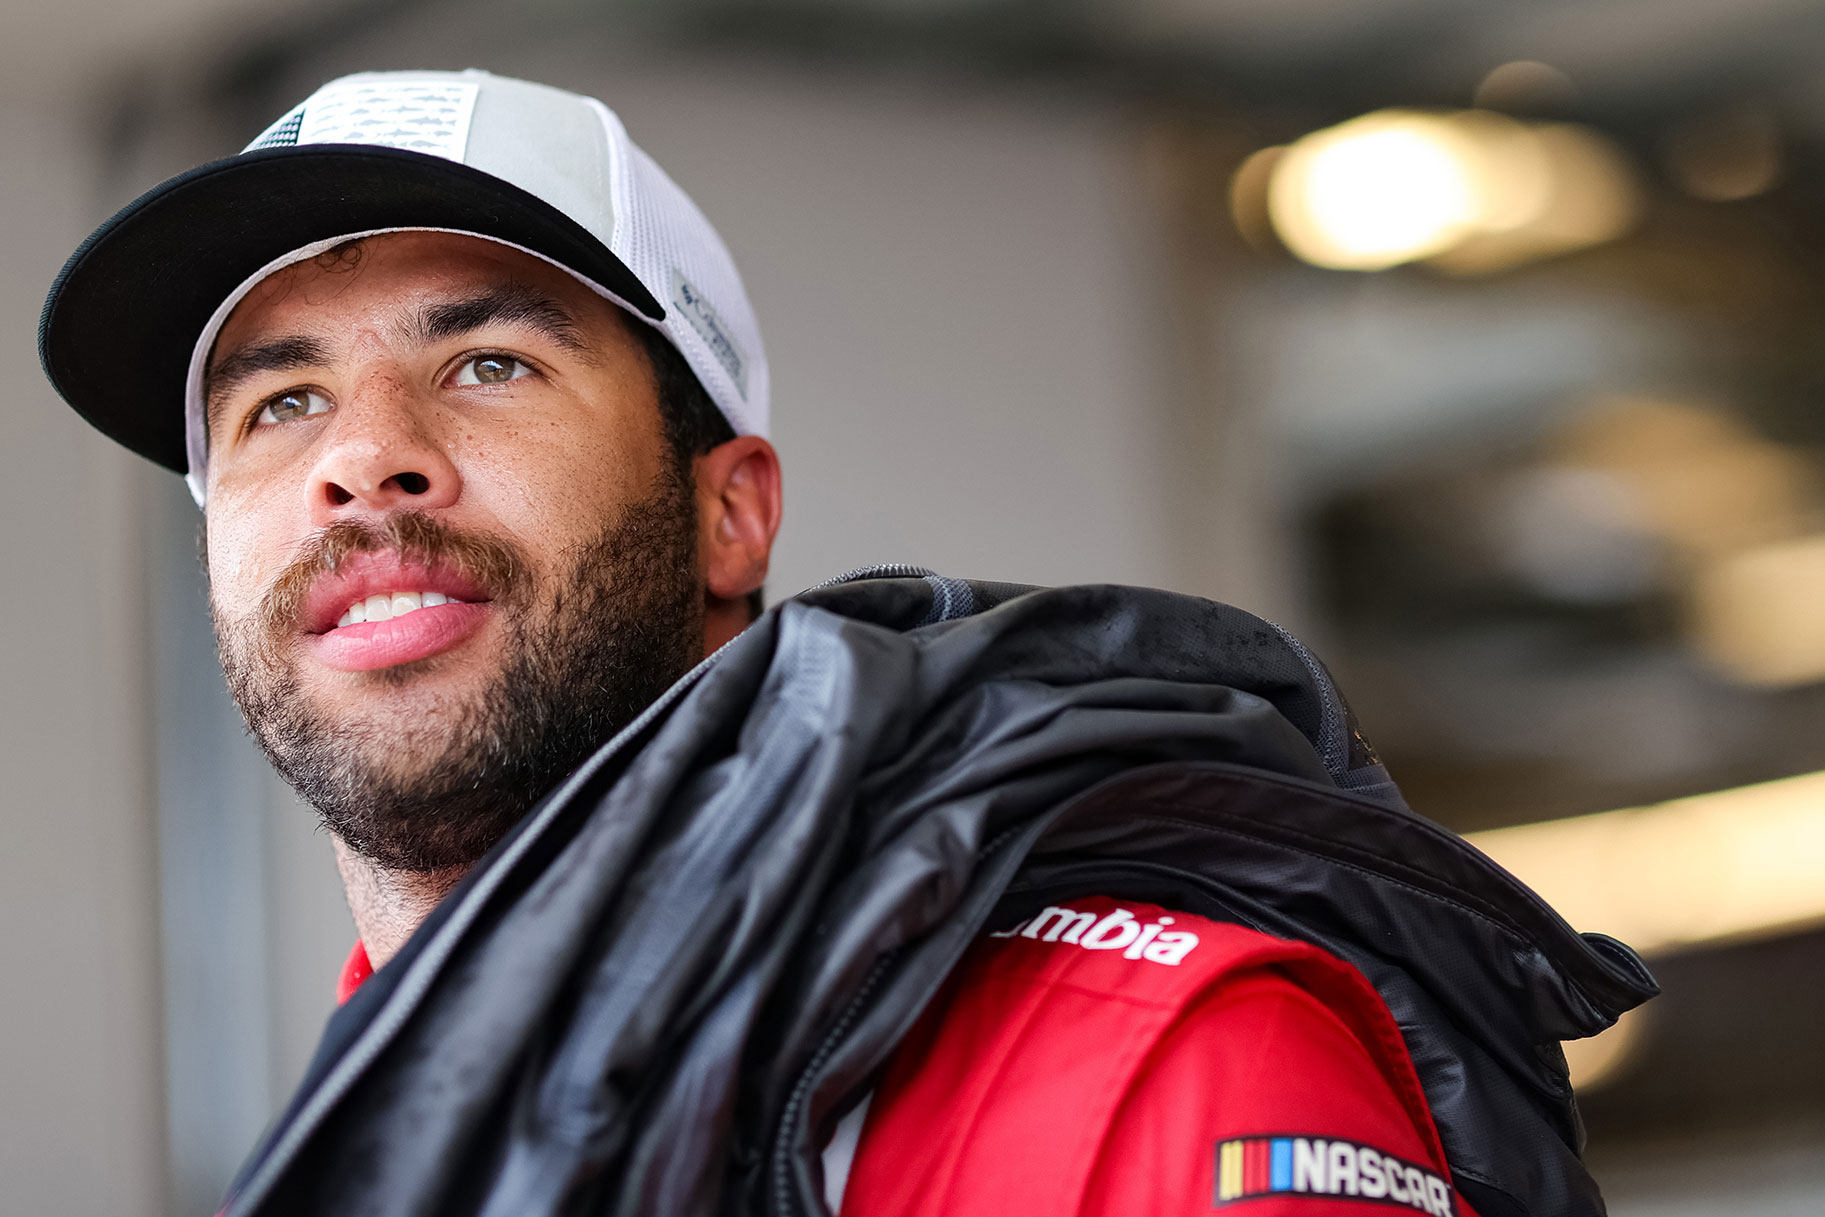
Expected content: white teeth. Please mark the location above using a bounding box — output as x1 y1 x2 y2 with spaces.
334 590 462 627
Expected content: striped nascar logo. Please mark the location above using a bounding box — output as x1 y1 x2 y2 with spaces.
1213 1135 1456 1215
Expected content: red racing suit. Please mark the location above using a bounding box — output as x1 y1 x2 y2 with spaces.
838 897 1477 1217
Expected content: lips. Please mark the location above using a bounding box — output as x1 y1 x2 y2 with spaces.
312 601 491 671
297 549 496 672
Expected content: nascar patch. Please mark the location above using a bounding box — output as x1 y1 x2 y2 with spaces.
1214 1136 1455 1215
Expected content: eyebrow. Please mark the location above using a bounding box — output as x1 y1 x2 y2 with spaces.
411 284 592 356
205 335 332 432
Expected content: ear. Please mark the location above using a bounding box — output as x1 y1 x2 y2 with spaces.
694 435 783 608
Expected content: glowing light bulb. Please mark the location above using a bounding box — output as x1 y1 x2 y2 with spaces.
1253 108 1640 274
1269 111 1479 270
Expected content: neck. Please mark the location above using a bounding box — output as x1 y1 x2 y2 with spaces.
333 837 470 969
703 595 750 655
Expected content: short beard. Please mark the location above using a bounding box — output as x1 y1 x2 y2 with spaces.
213 469 704 872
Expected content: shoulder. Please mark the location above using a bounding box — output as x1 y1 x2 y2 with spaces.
945 896 1425 1096
839 897 1469 1217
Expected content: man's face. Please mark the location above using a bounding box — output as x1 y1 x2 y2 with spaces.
204 232 705 870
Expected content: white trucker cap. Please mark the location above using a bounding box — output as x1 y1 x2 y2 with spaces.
39 69 768 505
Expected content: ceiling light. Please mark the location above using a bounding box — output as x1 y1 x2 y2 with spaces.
1551 396 1813 559
1261 109 1639 274
1267 110 1483 271
1664 104 1782 202
1472 61 1577 114
1689 533 1825 687
1466 769 1825 957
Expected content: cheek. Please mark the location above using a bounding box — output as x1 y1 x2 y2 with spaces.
457 419 656 538
204 498 290 617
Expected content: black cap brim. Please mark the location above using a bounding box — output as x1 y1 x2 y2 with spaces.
38 144 665 475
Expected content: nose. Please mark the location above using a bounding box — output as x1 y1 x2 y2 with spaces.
305 380 461 523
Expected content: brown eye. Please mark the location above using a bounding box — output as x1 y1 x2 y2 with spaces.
455 355 530 386
254 389 331 426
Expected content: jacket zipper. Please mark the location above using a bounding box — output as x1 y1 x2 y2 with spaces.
766 821 1033 1217
770 953 897 1217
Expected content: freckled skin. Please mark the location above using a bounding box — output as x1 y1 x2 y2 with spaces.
208 234 670 717
204 232 782 962
206 232 782 700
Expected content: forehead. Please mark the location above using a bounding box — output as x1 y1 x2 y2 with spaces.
212 231 620 350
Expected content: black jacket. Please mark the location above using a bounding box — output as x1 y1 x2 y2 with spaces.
226 572 1656 1217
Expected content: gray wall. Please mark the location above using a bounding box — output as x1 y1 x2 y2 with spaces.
586 69 1179 596
0 100 167 1214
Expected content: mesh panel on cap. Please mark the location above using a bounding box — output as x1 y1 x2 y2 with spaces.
594 104 770 438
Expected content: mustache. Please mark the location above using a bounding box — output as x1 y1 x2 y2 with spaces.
256 512 525 642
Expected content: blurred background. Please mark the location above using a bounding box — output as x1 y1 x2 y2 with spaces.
6 0 1825 1213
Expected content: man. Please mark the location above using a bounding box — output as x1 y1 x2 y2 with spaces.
40 71 1654 1217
